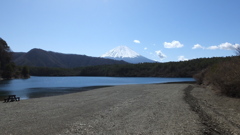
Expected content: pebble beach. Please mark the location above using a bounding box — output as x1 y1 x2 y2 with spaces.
1 83 240 135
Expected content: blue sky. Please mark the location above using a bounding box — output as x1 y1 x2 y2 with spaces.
1 0 240 62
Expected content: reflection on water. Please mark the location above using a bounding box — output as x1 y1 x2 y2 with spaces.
25 86 109 99
0 76 195 100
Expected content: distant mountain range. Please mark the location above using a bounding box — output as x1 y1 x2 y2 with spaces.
13 48 128 68
100 46 156 64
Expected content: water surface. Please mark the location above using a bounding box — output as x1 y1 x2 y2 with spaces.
0 76 195 100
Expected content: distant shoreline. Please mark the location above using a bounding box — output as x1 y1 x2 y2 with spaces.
162 81 196 84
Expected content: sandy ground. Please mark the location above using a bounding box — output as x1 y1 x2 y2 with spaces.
0 83 240 135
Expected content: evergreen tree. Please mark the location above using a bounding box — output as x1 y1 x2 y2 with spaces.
0 38 11 71
0 38 29 79
2 62 15 78
0 38 13 78
22 66 30 78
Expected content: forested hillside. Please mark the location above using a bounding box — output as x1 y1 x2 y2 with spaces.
78 57 230 77
13 48 128 68
30 56 232 77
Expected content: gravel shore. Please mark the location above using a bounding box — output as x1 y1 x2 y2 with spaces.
1 83 240 135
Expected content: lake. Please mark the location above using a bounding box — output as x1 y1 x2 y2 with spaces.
0 76 195 100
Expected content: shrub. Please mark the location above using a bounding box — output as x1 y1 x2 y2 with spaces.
193 69 206 85
197 57 240 97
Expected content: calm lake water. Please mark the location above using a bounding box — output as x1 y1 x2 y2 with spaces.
0 76 195 100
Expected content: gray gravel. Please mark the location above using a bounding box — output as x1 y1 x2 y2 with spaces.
0 84 207 135
189 85 240 135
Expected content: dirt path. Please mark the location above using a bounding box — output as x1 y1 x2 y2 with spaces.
1 83 232 135
185 85 240 135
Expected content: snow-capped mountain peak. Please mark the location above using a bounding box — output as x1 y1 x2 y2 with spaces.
101 46 155 64
101 46 140 58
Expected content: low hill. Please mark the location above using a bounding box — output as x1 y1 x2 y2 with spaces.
13 48 128 68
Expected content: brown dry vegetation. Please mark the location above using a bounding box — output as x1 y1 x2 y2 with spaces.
194 57 240 97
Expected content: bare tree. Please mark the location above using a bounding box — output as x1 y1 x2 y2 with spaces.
235 46 240 56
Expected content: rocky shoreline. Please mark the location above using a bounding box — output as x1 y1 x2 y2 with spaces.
1 83 240 135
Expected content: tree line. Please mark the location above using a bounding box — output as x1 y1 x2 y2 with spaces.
29 56 232 77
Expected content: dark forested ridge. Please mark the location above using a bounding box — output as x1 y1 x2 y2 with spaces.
13 48 128 68
77 57 231 77
30 56 233 77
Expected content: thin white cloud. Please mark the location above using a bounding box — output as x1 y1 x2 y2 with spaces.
164 40 184 48
144 47 147 50
192 44 204 49
133 40 140 44
155 50 167 60
178 56 188 61
207 46 218 50
207 42 240 50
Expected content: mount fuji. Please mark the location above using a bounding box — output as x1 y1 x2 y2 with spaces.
100 46 155 64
